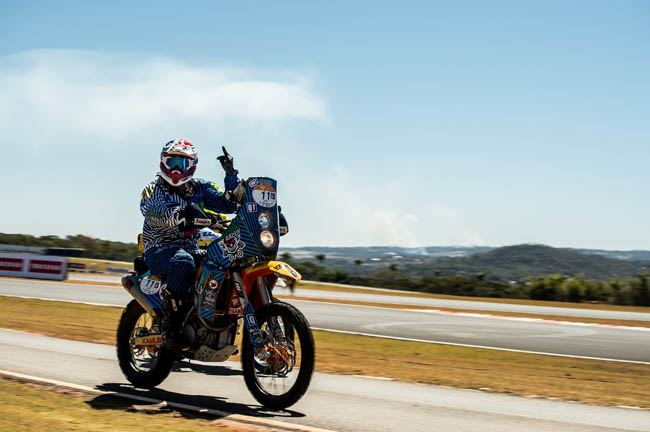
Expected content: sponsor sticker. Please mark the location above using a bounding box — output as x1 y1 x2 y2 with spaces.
140 277 162 295
252 185 277 208
227 296 243 315
248 178 260 188
218 228 246 261
247 202 258 213
135 335 163 345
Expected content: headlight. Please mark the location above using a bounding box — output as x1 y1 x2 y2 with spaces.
260 230 275 248
258 212 271 230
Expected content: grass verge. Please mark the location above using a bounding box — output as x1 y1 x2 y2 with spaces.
1 296 649 409
0 376 241 432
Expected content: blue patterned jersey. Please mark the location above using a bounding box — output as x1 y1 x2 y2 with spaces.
140 175 239 254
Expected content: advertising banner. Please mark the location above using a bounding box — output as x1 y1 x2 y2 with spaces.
0 254 68 281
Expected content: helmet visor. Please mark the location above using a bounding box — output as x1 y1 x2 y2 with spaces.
162 155 193 172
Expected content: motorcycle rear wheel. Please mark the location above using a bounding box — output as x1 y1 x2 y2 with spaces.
116 300 175 388
241 302 315 410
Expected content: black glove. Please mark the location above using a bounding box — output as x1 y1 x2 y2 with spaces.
178 203 210 235
217 146 236 176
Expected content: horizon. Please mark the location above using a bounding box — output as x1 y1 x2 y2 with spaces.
3 231 649 254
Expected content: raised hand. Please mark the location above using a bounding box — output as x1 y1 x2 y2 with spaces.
217 146 236 176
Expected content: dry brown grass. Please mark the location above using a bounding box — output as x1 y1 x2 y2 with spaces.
313 330 650 409
0 376 240 432
1 296 648 409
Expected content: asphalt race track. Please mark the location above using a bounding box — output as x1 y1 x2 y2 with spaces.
0 276 649 363
1 330 649 432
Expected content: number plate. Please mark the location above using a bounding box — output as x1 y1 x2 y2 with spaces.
140 277 162 295
252 185 277 208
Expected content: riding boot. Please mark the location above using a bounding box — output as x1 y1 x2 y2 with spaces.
162 291 185 347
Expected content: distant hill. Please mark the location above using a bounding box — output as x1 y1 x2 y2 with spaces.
282 245 494 260
282 244 650 281
403 244 649 281
569 248 650 262
282 245 650 262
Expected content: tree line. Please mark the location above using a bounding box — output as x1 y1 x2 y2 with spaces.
286 255 650 307
0 233 139 263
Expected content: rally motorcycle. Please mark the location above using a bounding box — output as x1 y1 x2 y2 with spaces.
117 177 314 409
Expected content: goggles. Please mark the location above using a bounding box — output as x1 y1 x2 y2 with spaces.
162 155 195 172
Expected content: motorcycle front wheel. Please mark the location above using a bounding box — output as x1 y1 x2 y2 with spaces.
241 302 315 410
116 300 175 388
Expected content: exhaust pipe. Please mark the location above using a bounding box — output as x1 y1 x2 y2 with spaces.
122 274 159 318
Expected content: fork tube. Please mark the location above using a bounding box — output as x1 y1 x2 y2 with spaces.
254 278 272 307
231 272 265 348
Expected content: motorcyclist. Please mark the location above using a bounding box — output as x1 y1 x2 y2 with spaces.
139 138 238 341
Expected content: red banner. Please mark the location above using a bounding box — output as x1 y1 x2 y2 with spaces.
28 259 64 275
0 257 23 272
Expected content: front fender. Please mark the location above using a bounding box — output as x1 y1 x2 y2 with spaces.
241 261 301 290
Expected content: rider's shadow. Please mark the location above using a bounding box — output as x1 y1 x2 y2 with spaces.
90 382 306 419
171 360 242 376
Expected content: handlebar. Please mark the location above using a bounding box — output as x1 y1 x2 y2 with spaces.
226 180 248 204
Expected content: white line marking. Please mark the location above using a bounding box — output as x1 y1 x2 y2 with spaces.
410 308 650 332
352 375 395 381
0 369 338 432
310 327 650 365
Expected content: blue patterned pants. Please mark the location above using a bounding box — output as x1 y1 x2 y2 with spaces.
144 246 196 298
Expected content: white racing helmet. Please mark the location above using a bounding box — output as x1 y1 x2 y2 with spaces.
158 139 198 186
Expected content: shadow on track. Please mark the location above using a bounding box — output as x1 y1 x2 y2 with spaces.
89 382 306 420
171 360 243 377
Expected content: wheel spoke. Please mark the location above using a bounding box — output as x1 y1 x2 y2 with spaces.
253 314 302 395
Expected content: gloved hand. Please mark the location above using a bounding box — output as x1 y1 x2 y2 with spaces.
178 203 210 235
217 146 236 176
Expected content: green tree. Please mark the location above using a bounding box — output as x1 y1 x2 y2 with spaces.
630 275 650 306
528 274 566 301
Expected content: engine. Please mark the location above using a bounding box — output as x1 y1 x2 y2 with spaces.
181 316 236 351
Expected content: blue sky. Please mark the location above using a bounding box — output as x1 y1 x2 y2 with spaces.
1 1 649 249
